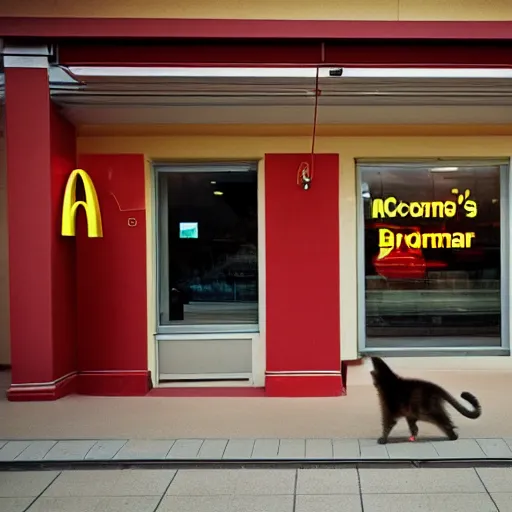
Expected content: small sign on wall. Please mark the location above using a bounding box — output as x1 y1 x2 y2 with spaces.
179 222 199 239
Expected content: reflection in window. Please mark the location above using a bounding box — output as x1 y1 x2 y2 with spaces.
157 164 258 327
360 163 503 349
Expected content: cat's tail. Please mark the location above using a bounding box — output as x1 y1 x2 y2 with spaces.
443 391 482 419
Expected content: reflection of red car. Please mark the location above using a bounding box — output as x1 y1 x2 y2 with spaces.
371 223 447 280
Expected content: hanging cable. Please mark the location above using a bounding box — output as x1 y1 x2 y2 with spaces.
297 66 320 190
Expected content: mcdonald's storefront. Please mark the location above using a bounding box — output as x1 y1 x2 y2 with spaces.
3 17 512 401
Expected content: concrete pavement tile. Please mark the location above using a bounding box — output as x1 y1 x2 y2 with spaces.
166 439 203 459
333 439 360 459
385 441 438 459
229 495 293 512
15 441 57 461
27 496 159 512
296 469 359 495
234 470 295 495
489 493 512 512
362 493 497 512
44 440 97 460
251 439 280 459
157 496 231 512
431 439 486 458
476 438 512 458
277 439 305 459
295 495 362 512
113 440 174 459
476 468 512 492
359 439 389 459
0 471 60 497
0 441 33 461
85 440 127 460
359 468 484 494
0 498 34 512
43 469 176 497
223 439 255 459
0 441 6 449
196 439 228 459
305 439 333 459
166 469 238 495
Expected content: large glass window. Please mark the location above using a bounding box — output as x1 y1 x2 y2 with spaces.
157 163 258 331
359 161 507 350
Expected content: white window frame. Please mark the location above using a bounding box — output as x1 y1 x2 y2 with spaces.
154 161 261 335
356 158 510 357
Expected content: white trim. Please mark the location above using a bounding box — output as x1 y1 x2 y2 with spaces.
509 157 512 356
9 371 77 389
68 66 322 78
266 371 341 376
156 332 254 341
159 372 251 380
67 66 512 79
3 56 48 69
338 68 512 79
3 45 50 69
158 377 253 388
145 158 157 387
254 159 266 387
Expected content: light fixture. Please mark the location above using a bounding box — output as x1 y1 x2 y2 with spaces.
297 162 313 191
213 190 224 196
430 167 459 172
210 180 217 184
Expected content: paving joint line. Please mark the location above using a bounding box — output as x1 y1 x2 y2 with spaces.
21 468 61 512
473 466 500 511
151 466 178 512
292 467 298 512
356 466 365 512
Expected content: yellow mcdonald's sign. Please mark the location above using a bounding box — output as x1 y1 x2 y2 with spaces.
61 169 103 238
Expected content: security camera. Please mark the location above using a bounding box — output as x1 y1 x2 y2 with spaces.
329 68 344 77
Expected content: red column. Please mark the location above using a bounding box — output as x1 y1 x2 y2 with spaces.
265 154 342 397
75 154 149 396
4 48 77 400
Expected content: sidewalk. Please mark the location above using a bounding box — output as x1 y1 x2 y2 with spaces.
1 437 512 465
1 466 510 512
3 368 512 440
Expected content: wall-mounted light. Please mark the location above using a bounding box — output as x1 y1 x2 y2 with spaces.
213 190 224 196
297 162 312 191
430 167 459 172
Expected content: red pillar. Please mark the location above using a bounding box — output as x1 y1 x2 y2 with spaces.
4 47 77 400
75 154 149 396
265 154 342 397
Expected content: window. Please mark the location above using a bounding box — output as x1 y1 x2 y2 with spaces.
358 161 508 352
156 163 259 332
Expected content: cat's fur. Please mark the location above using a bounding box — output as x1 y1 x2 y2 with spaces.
370 356 481 444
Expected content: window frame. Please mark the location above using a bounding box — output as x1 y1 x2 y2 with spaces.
356 158 511 357
154 161 260 335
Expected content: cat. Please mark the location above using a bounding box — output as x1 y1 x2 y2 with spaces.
370 356 481 444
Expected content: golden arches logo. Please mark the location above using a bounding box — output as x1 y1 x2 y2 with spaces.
61 169 103 238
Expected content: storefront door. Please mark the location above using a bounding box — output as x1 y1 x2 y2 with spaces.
154 162 260 383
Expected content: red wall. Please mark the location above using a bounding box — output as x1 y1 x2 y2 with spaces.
76 154 149 395
5 68 54 386
5 71 77 399
265 154 342 397
50 104 78 381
